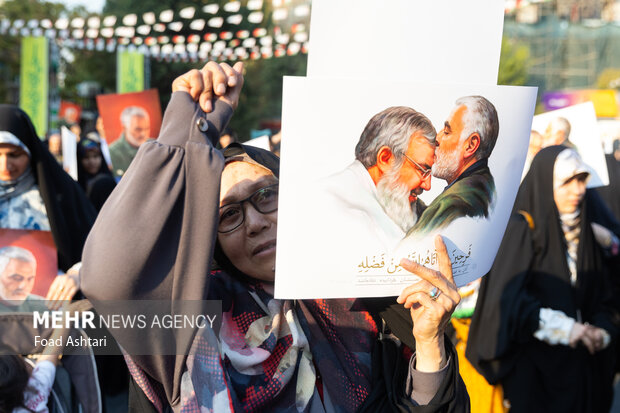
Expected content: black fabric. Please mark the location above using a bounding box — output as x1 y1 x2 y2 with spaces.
359 335 469 413
362 297 417 350
359 298 469 412
596 154 620 219
128 375 166 413
444 159 488 190
466 145 618 413
0 105 96 270
86 174 117 212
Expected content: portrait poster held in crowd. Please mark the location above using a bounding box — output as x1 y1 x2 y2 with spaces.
95 89 162 145
526 102 610 187
58 100 81 127
598 119 620 153
60 126 78 180
0 228 56 309
275 77 537 299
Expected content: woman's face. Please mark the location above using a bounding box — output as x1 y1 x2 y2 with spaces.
554 173 587 214
218 161 278 282
81 148 102 175
0 144 30 181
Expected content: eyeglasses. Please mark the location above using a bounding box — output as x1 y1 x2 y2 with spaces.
218 184 279 233
403 154 432 179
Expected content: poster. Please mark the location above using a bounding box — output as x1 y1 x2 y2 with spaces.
19 36 48 137
307 0 504 85
60 126 78 180
58 100 82 126
275 77 537 299
528 102 609 187
0 229 56 310
598 119 620 154
95 89 162 145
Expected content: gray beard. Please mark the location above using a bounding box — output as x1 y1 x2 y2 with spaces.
432 146 459 182
376 167 417 232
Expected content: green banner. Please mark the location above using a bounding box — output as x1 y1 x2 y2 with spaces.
117 51 145 93
20 37 49 137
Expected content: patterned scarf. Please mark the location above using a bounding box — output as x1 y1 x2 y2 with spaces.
126 271 377 413
0 166 35 202
0 167 50 231
559 209 581 285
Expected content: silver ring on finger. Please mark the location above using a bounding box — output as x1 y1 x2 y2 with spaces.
429 287 442 301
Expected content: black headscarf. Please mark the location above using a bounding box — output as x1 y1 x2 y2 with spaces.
76 138 113 191
212 143 279 282
76 138 116 212
0 105 96 270
466 145 617 385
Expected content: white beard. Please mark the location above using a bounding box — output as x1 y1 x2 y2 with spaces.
432 145 460 182
376 167 417 232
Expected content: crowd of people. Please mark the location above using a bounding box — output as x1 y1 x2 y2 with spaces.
0 60 618 413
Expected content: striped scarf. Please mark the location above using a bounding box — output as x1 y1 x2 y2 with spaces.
559 210 581 285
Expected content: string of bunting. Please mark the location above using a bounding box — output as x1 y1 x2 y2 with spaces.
0 0 311 62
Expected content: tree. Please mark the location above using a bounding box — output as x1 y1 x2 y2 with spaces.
497 37 530 86
0 0 66 104
596 68 620 89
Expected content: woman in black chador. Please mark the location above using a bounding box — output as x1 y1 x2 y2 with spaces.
466 146 618 413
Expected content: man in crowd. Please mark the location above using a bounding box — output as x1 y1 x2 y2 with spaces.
408 95 499 236
543 116 575 148
109 106 151 178
318 106 436 252
0 246 45 312
527 130 543 165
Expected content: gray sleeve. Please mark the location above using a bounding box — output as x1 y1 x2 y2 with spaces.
406 355 451 406
80 92 232 406
81 92 231 301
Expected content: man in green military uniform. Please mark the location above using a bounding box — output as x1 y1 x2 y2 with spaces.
408 95 499 236
0 246 47 313
109 106 151 178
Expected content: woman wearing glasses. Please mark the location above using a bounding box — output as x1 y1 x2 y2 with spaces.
81 62 468 412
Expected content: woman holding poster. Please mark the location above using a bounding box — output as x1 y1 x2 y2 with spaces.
0 105 96 303
81 62 469 412
466 146 618 412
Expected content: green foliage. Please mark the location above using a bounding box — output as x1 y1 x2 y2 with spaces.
230 55 307 141
61 51 116 98
596 68 620 89
497 37 530 86
0 0 66 104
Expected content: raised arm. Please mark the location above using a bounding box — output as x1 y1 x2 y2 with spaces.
81 62 243 302
80 62 243 406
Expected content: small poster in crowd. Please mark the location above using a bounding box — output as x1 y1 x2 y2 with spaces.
58 100 82 127
528 102 609 187
96 89 162 145
275 77 537 299
60 126 78 181
0 229 56 312
597 119 620 154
